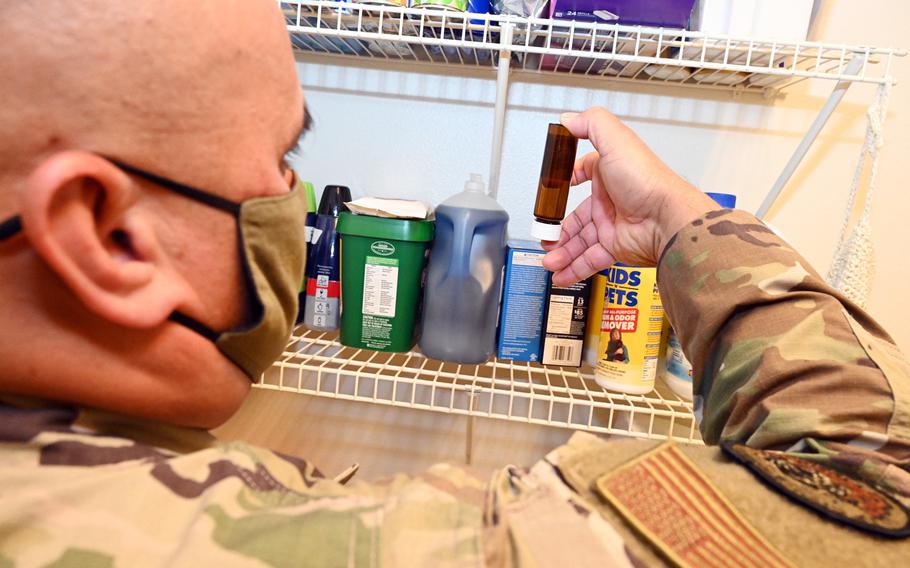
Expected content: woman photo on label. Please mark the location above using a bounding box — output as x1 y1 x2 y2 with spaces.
605 327 630 363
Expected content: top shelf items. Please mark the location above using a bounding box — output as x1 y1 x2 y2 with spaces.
281 0 903 95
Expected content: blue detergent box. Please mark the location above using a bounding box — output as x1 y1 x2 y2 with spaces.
497 240 552 363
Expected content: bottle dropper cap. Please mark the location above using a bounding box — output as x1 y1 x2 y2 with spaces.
530 219 563 241
318 185 352 217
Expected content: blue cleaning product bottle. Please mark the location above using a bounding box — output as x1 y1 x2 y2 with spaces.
303 185 351 332
419 174 509 364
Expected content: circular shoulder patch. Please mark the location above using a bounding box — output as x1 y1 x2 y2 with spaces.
722 442 910 539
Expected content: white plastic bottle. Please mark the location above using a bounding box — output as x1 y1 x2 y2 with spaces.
663 329 694 400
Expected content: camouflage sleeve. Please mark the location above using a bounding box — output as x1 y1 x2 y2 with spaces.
657 209 910 490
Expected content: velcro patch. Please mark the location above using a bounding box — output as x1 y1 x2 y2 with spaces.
595 443 794 568
723 443 910 539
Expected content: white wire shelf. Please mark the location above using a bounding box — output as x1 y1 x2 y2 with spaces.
281 0 903 94
258 327 702 444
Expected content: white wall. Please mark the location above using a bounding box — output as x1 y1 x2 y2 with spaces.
217 0 910 480
810 1 910 351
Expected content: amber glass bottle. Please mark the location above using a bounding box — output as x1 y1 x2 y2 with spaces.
530 123 579 241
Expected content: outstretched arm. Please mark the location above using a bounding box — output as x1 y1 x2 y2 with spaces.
543 108 910 492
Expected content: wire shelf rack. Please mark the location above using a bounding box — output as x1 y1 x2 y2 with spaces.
280 0 902 94
257 327 702 444
271 2 902 445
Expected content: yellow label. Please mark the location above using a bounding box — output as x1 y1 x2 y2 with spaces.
595 265 665 391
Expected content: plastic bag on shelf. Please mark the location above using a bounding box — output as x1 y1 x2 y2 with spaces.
492 0 549 17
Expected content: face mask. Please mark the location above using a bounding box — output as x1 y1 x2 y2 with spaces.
0 158 306 381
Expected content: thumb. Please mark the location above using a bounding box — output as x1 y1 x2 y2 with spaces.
560 107 630 157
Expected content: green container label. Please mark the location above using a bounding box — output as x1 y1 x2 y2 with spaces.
362 315 394 350
363 256 399 319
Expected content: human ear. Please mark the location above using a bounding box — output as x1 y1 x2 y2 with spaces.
19 151 194 328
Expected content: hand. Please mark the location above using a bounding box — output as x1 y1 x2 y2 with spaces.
542 108 717 286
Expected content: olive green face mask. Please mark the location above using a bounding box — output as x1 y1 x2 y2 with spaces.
0 158 306 381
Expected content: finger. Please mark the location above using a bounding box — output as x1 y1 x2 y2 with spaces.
540 239 560 252
552 243 615 287
542 220 599 272
571 152 599 186
539 197 591 253
558 197 592 244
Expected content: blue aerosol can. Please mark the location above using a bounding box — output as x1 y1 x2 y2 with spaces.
302 185 351 331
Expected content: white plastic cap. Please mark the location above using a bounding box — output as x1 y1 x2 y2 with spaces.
531 219 562 241
464 173 486 194
443 174 503 211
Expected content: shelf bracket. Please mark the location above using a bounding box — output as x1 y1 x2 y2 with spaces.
756 54 866 219
488 22 514 199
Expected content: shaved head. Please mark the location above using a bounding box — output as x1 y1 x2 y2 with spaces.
0 0 302 200
0 0 306 427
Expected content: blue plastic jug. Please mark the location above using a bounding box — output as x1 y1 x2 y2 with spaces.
419 174 509 364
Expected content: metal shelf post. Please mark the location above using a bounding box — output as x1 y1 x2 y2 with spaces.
488 22 513 199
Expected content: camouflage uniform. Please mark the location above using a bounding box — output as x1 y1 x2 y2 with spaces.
1 209 908 566
661 209 910 498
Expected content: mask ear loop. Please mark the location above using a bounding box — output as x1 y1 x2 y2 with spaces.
0 215 22 240
169 206 268 347
104 157 242 216
3 156 244 242
168 311 221 342
101 156 245 343
0 202 224 342
2 157 248 349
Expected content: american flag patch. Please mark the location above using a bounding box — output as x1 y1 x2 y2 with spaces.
595 443 794 568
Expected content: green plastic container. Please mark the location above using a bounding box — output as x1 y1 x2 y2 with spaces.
337 212 435 352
